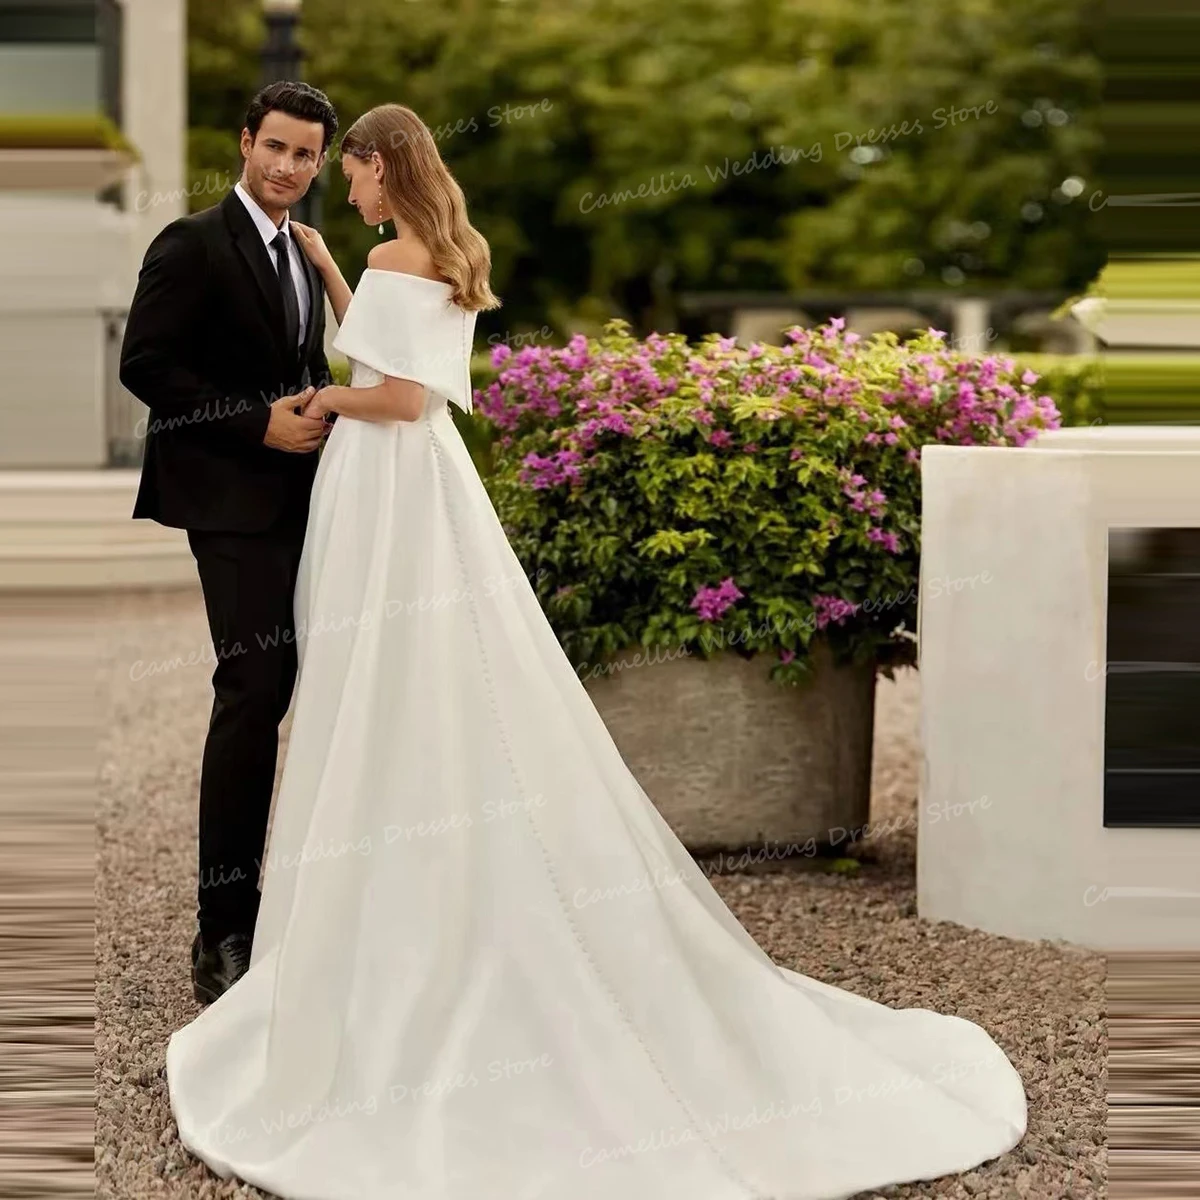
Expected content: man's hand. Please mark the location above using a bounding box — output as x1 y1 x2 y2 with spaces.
263 388 326 452
301 386 339 422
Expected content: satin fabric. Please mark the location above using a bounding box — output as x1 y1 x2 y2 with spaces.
166 270 1027 1200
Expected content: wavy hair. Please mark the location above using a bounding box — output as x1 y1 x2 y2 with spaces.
339 105 500 313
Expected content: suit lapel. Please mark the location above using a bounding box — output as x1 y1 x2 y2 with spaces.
298 251 322 370
221 190 290 366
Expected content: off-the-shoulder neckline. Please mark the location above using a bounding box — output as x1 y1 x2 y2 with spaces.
361 267 453 288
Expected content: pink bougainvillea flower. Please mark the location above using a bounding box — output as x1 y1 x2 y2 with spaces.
867 528 902 554
690 577 744 622
599 412 634 435
482 321 1060 687
811 594 859 630
519 448 585 489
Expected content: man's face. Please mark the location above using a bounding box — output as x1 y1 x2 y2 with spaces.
240 109 326 215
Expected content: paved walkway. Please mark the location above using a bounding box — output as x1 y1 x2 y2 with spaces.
96 588 1104 1199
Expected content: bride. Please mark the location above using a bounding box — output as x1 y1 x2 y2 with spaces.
165 103 1027 1200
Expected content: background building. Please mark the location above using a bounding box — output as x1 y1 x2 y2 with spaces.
0 0 193 586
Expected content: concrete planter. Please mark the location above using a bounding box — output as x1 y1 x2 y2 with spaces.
584 640 876 853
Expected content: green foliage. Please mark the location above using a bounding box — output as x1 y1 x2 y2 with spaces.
186 0 266 210
1096 256 1200 301
1018 353 1200 426
188 0 1103 334
826 858 862 876
478 319 1059 684
0 113 135 154
769 0 1103 293
1015 353 1102 426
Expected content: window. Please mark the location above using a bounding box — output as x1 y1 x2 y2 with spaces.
1103 527 1200 827
0 0 122 122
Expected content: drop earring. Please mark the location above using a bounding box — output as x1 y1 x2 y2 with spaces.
377 187 385 236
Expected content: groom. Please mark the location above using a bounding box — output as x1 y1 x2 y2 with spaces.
120 81 339 1004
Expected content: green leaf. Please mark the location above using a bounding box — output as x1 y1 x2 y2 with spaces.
637 529 689 558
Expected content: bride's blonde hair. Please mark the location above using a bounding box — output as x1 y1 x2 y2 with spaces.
339 104 500 313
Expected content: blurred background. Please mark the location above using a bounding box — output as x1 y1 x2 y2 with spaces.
0 0 1122 588
4 0 1108 470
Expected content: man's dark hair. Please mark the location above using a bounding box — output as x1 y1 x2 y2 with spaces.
246 81 338 152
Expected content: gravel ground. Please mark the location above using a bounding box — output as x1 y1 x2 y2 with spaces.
96 588 1105 1200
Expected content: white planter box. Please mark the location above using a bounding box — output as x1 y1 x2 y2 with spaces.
918 439 1200 951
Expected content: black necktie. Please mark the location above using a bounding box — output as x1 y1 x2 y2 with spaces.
271 229 300 360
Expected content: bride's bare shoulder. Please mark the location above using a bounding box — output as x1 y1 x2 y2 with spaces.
366 239 448 285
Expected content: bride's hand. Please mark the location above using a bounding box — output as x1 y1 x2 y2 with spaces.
290 221 334 273
303 386 338 421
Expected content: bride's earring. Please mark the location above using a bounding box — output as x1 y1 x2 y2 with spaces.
377 187 385 236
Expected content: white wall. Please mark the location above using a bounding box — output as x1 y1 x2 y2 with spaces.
0 192 135 468
120 0 188 264
918 440 1200 952
0 0 187 469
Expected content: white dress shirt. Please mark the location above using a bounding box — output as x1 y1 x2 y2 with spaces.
234 179 309 350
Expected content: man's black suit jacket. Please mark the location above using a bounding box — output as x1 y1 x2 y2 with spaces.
120 189 333 533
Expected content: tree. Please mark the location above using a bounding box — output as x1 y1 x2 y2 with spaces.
187 0 1103 339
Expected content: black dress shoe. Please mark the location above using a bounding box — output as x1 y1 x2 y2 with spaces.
191 931 252 1005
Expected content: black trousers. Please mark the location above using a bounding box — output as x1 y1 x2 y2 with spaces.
187 506 307 942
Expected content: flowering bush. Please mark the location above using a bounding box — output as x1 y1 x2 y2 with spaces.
477 318 1060 684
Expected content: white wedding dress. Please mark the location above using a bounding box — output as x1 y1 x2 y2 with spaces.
166 267 1027 1200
